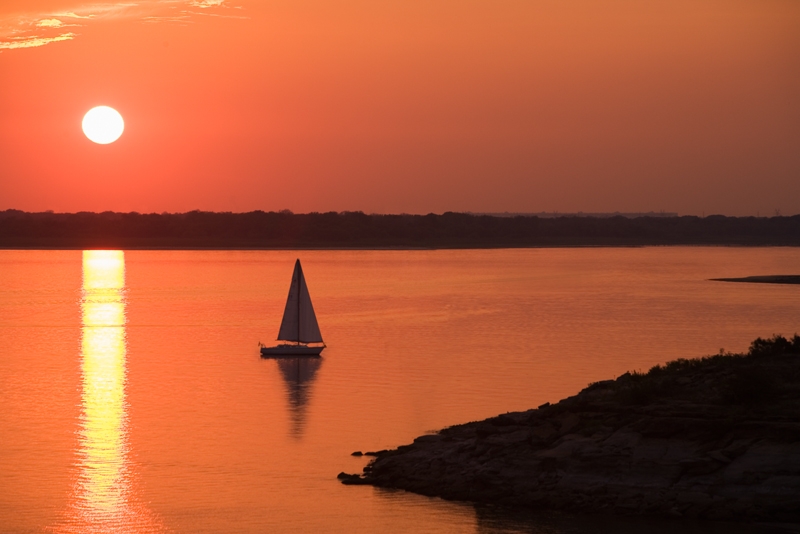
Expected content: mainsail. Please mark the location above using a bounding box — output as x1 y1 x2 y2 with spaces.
277 259 323 343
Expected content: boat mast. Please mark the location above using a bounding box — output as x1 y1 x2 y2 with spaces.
296 261 301 345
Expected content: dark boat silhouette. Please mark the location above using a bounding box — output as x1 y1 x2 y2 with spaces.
261 259 325 357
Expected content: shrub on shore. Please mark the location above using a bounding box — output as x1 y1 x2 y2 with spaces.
600 334 799 406
748 334 800 357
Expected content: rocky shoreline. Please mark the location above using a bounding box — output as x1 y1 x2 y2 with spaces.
340 336 800 523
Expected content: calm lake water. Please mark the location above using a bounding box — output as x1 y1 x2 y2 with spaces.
1 248 799 533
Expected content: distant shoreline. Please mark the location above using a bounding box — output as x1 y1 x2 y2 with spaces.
3 244 800 251
2 210 799 249
711 275 800 285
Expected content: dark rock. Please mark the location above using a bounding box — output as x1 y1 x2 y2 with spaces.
413 434 442 444
337 472 369 485
351 451 363 456
491 414 517 427
529 422 557 443
475 423 498 438
342 336 800 523
555 412 580 434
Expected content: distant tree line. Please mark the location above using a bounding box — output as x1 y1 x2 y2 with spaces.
1 210 799 248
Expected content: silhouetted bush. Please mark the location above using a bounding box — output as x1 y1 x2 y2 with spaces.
615 371 672 405
748 334 800 357
606 335 799 406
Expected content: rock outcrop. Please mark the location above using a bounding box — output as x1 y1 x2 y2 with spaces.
344 335 800 522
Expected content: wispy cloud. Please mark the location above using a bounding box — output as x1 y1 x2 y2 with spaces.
141 14 192 24
189 0 225 7
55 11 96 19
34 17 83 30
0 0 243 51
184 9 247 20
37 19 65 28
0 32 76 49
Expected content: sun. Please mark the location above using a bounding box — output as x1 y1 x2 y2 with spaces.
82 106 124 144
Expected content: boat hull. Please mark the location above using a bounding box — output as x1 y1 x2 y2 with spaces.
260 344 324 357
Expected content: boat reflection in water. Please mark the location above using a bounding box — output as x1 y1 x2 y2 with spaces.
56 251 162 533
275 357 322 438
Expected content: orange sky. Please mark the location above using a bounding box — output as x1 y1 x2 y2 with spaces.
1 0 798 215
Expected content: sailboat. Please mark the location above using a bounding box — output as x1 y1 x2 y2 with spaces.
260 259 325 357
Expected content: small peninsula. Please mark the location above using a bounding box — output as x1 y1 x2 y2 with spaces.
711 276 800 285
341 336 800 522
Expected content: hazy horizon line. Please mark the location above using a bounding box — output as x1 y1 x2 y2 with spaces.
3 208 800 219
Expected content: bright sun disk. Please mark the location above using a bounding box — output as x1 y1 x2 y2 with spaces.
82 106 124 144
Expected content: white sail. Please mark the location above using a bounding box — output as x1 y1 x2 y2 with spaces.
277 260 323 343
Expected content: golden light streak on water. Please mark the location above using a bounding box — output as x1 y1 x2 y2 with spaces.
52 251 163 533
79 250 128 525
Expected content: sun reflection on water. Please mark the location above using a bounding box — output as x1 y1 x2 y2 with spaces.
53 250 163 533
80 250 128 524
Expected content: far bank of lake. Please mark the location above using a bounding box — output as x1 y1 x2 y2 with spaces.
2 210 800 249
